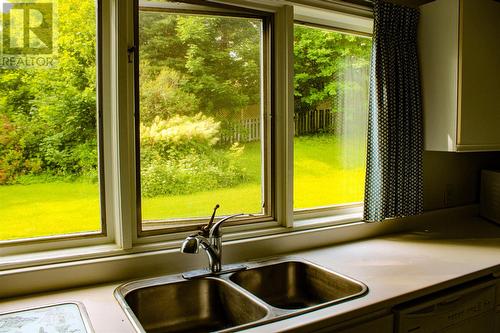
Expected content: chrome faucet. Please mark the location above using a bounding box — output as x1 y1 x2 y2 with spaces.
180 204 245 277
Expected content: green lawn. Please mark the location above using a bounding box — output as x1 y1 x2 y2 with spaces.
0 182 101 240
294 135 366 209
0 135 365 240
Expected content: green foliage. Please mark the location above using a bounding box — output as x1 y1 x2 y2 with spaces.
140 68 200 122
138 13 261 118
140 114 220 157
139 115 247 197
141 151 247 198
0 114 44 183
294 25 371 112
0 0 97 183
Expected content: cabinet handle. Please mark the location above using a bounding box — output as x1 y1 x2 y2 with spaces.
437 296 462 306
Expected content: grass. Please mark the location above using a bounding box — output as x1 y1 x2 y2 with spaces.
0 135 365 241
0 182 101 240
294 135 366 209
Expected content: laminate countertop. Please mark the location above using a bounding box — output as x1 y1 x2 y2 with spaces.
1 216 499 332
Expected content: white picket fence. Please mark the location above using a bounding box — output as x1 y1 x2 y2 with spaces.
220 118 261 143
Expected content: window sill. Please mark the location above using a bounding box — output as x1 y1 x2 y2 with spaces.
0 205 479 298
0 243 124 272
0 210 363 272
293 204 364 229
294 211 364 230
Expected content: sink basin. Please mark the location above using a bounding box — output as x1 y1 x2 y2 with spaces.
117 277 268 333
115 257 368 332
230 260 367 310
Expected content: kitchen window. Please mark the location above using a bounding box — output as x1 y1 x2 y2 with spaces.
0 0 373 259
0 0 105 243
293 23 371 214
136 1 273 235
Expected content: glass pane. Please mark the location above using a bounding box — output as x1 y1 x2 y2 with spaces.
0 0 101 240
138 5 264 227
293 24 371 210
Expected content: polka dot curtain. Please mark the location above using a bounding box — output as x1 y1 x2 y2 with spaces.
363 0 424 222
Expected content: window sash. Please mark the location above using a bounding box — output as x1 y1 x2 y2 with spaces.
133 2 275 236
0 0 107 248
291 20 372 219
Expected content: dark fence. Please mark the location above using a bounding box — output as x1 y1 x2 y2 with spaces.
221 109 341 143
294 109 341 136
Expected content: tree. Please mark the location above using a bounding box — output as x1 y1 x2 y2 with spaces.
138 13 262 121
294 25 371 113
0 0 98 182
140 66 200 123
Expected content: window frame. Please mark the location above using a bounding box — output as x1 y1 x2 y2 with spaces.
291 19 373 221
133 1 276 237
0 0 111 251
0 0 374 260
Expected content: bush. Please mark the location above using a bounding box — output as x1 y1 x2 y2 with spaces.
0 115 44 184
140 113 220 156
141 150 246 197
72 140 99 174
139 114 247 197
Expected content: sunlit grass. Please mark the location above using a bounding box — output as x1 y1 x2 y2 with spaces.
0 135 366 241
294 135 366 209
142 184 262 220
0 182 101 240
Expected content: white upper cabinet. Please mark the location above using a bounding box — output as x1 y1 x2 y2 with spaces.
419 0 500 152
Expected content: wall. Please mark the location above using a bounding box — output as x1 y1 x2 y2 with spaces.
424 152 500 210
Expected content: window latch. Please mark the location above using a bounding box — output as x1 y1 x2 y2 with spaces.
127 46 136 64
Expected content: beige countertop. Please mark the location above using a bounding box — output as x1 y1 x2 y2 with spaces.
1 216 499 333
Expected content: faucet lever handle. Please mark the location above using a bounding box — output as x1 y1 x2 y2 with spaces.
201 204 220 237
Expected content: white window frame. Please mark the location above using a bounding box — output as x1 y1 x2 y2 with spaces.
291 5 373 222
133 1 276 238
0 0 116 256
0 0 373 265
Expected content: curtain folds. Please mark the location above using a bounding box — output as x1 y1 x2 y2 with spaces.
363 0 424 222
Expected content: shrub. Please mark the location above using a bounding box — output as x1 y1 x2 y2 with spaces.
140 113 220 156
0 115 44 184
139 114 247 197
141 150 246 197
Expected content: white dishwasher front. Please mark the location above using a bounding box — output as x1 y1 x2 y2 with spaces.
394 279 498 333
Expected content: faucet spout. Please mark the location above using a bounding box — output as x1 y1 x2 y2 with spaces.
209 213 245 238
180 234 221 272
180 235 200 254
180 206 248 275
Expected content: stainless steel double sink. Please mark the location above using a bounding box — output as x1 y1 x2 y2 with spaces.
115 257 368 333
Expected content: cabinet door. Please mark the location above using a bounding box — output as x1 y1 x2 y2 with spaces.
459 0 500 151
419 0 460 151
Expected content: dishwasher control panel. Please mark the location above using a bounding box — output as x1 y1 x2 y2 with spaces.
394 279 499 333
